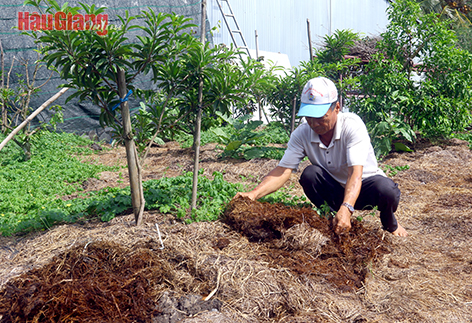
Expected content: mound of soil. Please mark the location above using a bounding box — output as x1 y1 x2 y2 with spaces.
0 240 221 323
224 197 391 291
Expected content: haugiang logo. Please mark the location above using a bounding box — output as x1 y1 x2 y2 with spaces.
18 11 109 35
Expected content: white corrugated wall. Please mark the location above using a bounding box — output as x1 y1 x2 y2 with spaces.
207 0 390 68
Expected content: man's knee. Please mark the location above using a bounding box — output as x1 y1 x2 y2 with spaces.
369 176 401 207
299 165 324 186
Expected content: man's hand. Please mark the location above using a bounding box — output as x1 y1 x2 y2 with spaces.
333 208 352 235
233 191 256 201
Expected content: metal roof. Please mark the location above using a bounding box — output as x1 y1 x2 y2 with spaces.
207 0 390 68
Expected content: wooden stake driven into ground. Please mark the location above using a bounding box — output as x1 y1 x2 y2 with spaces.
307 19 313 61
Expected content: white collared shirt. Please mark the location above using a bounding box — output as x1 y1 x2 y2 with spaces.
278 112 385 186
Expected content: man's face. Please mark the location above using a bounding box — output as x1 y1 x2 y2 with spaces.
305 103 340 136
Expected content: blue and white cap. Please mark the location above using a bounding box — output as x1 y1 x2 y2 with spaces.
298 77 338 118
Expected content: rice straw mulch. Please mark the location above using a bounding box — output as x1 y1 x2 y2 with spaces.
1 139 472 322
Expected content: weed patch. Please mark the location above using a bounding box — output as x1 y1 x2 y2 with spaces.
0 132 113 235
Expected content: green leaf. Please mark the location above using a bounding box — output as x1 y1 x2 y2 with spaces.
211 127 230 141
226 140 242 151
153 137 165 145
394 142 413 152
243 147 265 160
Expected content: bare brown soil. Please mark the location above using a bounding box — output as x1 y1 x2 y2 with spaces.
1 138 472 322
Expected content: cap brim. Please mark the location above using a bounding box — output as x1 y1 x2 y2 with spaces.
297 102 331 118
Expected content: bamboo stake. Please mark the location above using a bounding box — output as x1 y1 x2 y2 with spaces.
0 39 5 132
0 87 68 152
255 29 262 121
255 30 259 60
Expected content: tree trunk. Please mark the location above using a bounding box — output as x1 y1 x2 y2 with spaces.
117 68 144 225
190 0 207 211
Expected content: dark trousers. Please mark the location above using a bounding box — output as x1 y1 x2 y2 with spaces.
299 165 400 232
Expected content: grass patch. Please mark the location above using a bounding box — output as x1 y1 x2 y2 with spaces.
0 131 114 236
0 168 244 235
0 124 295 236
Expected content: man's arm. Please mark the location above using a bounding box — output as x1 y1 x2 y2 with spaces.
333 165 363 234
234 166 293 200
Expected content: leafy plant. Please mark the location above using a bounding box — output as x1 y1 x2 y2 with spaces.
0 128 308 236
175 120 289 161
356 206 378 222
315 29 362 84
266 60 324 136
230 57 282 121
0 47 61 160
212 114 264 158
145 171 243 222
415 0 472 29
367 113 416 158
111 102 166 155
82 170 243 223
169 51 273 151
173 125 223 148
451 131 472 149
255 121 290 145
260 186 310 208
313 201 336 219
316 29 360 64
241 146 286 160
265 41 360 137
349 0 472 157
25 0 210 224
0 167 242 235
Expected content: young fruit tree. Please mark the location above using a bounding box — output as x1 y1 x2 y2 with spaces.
26 0 272 222
163 41 271 214
25 0 198 225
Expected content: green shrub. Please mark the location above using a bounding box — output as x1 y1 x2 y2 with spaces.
451 131 472 149
349 0 472 157
173 126 223 148
255 122 290 145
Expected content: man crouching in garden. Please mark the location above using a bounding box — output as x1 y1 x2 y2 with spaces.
234 76 408 237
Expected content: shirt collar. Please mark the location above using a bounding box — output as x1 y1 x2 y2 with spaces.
311 126 320 143
333 113 344 141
